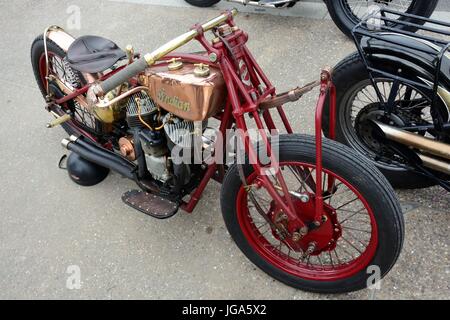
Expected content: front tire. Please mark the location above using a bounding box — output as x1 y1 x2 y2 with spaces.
221 134 404 293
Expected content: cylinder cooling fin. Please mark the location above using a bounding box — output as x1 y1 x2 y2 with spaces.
126 90 158 128
163 115 207 149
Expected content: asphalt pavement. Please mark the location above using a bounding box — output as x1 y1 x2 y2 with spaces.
0 0 448 299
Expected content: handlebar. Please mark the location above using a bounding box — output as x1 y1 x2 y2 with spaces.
96 8 238 96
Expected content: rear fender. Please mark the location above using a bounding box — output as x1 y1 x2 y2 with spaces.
45 26 96 84
360 32 450 113
46 25 75 52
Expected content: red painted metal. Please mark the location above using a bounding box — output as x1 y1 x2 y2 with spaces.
37 11 383 284
39 13 380 279
55 65 127 105
236 162 379 281
314 70 335 222
180 100 233 213
41 12 338 233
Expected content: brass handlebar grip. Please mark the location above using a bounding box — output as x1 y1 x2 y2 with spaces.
98 9 238 95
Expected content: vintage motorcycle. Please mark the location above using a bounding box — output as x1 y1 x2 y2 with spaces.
31 9 404 293
184 0 438 38
322 8 450 191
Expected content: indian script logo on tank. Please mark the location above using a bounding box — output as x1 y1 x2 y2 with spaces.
157 88 191 112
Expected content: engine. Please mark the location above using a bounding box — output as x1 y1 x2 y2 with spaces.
96 59 226 196
119 90 197 191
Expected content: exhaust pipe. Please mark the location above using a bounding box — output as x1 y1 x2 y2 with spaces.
371 121 450 175
372 121 450 160
418 153 450 175
62 135 137 180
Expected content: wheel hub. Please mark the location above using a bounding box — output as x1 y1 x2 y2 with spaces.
269 198 341 255
355 103 406 154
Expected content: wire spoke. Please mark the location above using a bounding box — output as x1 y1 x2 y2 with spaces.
341 236 363 255
342 225 372 234
345 229 369 248
339 208 366 224
335 197 359 210
241 161 376 277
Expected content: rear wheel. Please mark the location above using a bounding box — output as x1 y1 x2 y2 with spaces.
323 52 449 189
31 35 98 139
221 134 404 293
325 0 438 38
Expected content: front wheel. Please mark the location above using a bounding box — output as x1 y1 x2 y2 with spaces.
221 134 404 293
325 0 438 38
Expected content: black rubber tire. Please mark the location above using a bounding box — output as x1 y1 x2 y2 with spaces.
31 35 84 137
325 0 438 38
221 134 404 293
322 52 441 189
184 0 221 7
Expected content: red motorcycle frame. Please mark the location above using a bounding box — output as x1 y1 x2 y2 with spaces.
32 7 411 293
49 10 337 234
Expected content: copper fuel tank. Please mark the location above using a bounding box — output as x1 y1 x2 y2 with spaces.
139 60 227 121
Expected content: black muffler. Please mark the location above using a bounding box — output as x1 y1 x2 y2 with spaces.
61 135 137 180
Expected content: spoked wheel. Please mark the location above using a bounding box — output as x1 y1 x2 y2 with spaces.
322 52 449 188
325 0 438 38
221 134 404 293
238 163 378 281
346 0 414 20
31 35 98 139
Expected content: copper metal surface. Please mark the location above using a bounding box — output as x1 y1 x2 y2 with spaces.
119 136 136 161
142 62 226 121
258 80 321 110
48 74 90 109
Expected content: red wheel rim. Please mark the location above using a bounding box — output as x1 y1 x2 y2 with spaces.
236 161 378 281
38 51 69 92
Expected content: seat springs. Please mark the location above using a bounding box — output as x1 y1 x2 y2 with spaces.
62 57 81 89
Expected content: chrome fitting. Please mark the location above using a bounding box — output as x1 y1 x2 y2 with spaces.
61 138 71 149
